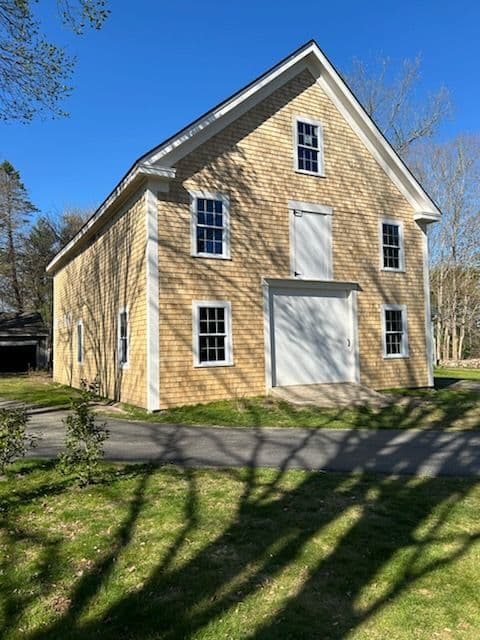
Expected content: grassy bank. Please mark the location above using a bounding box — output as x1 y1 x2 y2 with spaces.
0 374 77 407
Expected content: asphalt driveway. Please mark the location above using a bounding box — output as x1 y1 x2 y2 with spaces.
22 406 480 477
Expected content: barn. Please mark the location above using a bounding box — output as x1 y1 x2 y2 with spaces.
0 312 49 373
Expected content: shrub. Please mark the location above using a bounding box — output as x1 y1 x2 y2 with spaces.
59 378 108 484
0 407 38 474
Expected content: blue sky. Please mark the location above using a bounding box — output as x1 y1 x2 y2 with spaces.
0 0 478 218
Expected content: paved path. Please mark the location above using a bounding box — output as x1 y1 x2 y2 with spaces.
21 407 480 478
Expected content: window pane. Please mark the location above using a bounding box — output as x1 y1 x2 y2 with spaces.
382 223 401 269
119 312 128 364
385 309 404 355
77 324 83 362
196 198 225 255
297 120 320 172
120 312 127 338
384 247 400 269
383 224 399 246
197 307 228 362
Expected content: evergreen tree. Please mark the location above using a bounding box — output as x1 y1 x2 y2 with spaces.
0 160 37 312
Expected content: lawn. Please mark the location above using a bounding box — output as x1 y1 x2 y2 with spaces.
0 369 479 430
1 461 479 639
109 366 480 430
435 366 480 382
0 374 77 408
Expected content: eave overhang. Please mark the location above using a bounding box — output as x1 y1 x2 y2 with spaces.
46 164 175 275
414 211 442 224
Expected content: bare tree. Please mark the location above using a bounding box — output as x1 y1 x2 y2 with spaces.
54 206 91 248
21 207 90 326
346 55 451 158
0 1 109 122
410 136 480 361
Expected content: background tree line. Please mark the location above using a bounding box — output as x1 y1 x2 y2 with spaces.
0 159 89 325
347 56 480 362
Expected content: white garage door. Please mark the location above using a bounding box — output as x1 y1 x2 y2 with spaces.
271 289 356 387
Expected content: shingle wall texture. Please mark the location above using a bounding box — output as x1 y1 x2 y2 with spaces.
156 69 429 408
53 191 148 407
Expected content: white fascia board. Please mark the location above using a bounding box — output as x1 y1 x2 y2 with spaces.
262 278 360 292
147 62 309 168
46 164 175 274
142 40 440 219
146 48 315 168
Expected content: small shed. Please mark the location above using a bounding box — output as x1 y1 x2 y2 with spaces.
0 312 49 373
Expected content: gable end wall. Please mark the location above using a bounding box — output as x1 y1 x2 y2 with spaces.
156 68 429 408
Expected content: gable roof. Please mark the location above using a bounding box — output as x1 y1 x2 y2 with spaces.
47 40 441 275
0 312 49 337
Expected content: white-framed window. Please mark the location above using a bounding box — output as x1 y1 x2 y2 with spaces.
293 116 324 176
118 308 129 368
192 301 233 367
190 190 230 259
382 304 409 358
380 219 404 271
76 320 84 364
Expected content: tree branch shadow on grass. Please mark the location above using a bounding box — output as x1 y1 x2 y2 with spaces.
1 416 475 640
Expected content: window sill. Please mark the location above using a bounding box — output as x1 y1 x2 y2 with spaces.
191 253 232 261
381 268 406 273
383 354 409 360
294 168 326 178
194 361 234 368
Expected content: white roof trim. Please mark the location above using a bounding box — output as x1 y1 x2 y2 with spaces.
46 164 175 274
48 40 440 274
140 40 440 219
414 211 441 223
263 278 360 292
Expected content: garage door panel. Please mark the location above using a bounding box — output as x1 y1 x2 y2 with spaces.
0 345 37 373
272 291 355 387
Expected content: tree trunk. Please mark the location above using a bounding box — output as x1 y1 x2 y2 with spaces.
6 211 23 313
442 324 450 362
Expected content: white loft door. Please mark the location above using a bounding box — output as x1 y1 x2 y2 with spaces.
292 211 332 279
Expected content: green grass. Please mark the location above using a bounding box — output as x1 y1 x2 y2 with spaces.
1 461 479 639
0 374 78 408
434 366 480 381
108 366 480 430
1 370 479 431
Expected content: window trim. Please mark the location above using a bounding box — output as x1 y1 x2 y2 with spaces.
379 218 405 272
293 115 325 177
76 320 84 365
189 190 231 260
381 304 409 359
117 307 129 369
192 300 233 368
